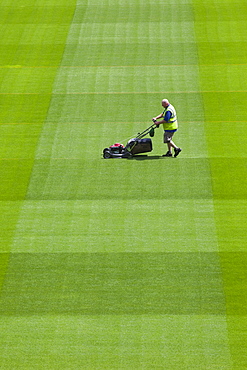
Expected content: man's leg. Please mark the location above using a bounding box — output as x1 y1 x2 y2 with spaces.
163 131 182 157
168 140 177 151
169 140 182 157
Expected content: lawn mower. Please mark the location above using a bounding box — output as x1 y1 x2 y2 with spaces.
102 123 158 159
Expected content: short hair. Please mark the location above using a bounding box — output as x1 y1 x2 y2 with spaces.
162 99 170 106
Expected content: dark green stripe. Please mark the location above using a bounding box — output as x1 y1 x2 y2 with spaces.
0 252 226 315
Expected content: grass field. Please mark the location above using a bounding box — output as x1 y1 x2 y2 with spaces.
0 0 247 369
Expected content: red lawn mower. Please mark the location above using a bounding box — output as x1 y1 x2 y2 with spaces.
102 124 157 159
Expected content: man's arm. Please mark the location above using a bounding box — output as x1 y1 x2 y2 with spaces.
153 111 172 125
152 113 163 122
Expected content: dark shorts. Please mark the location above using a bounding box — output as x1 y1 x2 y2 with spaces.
163 130 177 143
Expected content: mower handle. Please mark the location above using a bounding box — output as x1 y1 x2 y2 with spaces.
135 123 158 139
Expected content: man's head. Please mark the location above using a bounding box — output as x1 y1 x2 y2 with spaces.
162 99 170 108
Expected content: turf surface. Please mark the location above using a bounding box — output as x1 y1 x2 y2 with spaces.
0 0 247 369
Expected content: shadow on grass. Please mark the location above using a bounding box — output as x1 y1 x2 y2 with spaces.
129 155 174 160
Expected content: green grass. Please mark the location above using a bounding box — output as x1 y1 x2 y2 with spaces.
0 253 226 315
0 315 231 369
194 1 247 369
0 0 247 369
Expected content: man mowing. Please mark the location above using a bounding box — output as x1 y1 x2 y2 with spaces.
152 99 182 157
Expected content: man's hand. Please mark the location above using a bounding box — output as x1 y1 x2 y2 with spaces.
152 118 160 127
152 118 161 128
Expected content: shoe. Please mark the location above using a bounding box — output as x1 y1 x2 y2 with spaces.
163 151 173 157
174 147 182 157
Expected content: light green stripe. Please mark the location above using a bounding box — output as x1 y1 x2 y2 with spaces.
0 315 231 369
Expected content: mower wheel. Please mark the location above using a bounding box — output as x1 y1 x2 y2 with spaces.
103 150 112 159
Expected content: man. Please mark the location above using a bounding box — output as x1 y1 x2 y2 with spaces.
152 99 182 157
